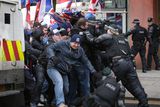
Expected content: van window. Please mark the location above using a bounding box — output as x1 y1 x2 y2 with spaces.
5 13 10 24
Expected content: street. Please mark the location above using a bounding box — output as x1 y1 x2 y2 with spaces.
1 70 160 107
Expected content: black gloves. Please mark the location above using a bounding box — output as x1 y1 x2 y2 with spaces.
50 56 61 65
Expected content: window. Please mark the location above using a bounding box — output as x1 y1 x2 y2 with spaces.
4 13 10 24
104 0 127 9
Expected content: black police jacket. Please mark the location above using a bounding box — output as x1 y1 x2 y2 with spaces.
95 77 120 106
125 25 149 43
148 23 160 41
94 33 131 63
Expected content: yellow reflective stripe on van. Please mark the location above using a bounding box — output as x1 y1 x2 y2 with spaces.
0 40 24 61
7 40 16 61
2 49 6 61
16 40 24 61
0 41 6 61
0 42 2 61
1 48 6 61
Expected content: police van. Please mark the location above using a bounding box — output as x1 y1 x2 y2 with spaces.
0 0 25 106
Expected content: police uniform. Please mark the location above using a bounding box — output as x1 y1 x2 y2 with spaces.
147 17 160 70
84 77 121 107
94 31 149 107
125 19 149 73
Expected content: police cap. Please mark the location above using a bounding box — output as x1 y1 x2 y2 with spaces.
132 19 140 24
147 17 153 22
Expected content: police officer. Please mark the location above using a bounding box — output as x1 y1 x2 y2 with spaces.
84 77 122 107
147 17 160 70
93 24 149 107
84 67 126 107
125 19 150 73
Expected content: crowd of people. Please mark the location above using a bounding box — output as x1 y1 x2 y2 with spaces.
24 11 160 107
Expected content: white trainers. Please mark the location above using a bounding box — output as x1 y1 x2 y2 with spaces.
37 102 44 106
40 94 45 103
59 103 68 107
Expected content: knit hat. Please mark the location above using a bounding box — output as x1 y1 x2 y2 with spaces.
70 34 81 43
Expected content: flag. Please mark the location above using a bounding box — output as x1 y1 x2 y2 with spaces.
21 0 38 8
50 18 59 30
61 9 73 19
41 12 65 29
21 0 26 8
50 13 64 24
57 0 72 9
66 0 72 9
36 0 54 22
58 0 70 4
50 13 70 28
45 0 52 12
34 0 41 22
26 0 31 24
41 13 59 30
88 0 99 13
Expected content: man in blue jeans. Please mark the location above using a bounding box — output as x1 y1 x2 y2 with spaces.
46 34 96 107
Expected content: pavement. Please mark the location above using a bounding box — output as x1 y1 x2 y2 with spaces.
125 69 160 105
1 69 159 107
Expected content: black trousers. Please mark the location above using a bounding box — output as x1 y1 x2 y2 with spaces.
131 43 147 71
147 41 160 68
30 63 46 104
112 58 149 107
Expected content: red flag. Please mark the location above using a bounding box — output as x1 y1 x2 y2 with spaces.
58 0 70 4
57 0 72 9
34 1 41 22
26 0 31 24
34 0 54 22
49 8 54 14
88 0 99 13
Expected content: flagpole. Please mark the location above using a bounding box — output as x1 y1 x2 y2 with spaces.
53 0 56 12
74 0 77 9
33 1 41 25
